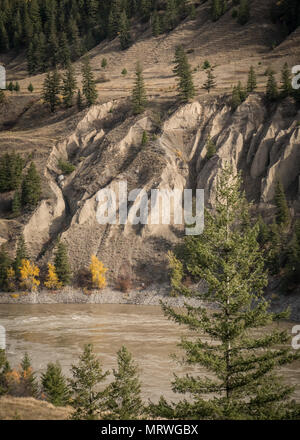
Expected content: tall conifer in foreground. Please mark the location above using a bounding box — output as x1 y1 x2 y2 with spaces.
149 165 300 420
132 62 147 115
103 346 143 420
274 180 290 227
62 63 77 108
69 344 109 420
21 162 41 208
41 362 70 407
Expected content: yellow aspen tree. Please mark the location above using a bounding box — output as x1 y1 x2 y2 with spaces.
19 259 40 291
44 263 62 290
89 255 107 289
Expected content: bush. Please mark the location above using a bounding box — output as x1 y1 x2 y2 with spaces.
58 159 75 175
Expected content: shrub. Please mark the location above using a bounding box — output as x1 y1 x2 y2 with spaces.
58 159 75 175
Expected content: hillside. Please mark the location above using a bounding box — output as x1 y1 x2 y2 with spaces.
0 0 300 287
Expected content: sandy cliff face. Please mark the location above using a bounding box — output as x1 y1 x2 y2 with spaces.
13 94 299 282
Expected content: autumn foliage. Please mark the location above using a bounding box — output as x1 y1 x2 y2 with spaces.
44 263 62 290
89 255 107 289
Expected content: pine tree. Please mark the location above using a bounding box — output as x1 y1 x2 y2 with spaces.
132 62 147 115
149 165 300 420
164 0 178 32
284 222 300 288
19 353 38 398
12 190 21 216
237 0 250 25
62 63 77 108
41 362 70 406
247 66 257 93
54 241 71 286
0 245 11 291
76 90 84 111
14 234 28 279
21 162 41 208
266 70 279 102
202 67 216 93
206 135 216 159
103 346 143 420
173 46 195 101
0 349 11 396
81 57 98 107
211 0 222 21
231 85 242 110
69 344 109 420
42 70 61 113
0 89 5 105
119 10 132 50
274 180 290 227
152 10 161 36
59 32 71 68
27 83 34 93
280 62 292 98
101 58 107 69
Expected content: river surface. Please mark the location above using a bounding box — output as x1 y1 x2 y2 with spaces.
0 304 299 402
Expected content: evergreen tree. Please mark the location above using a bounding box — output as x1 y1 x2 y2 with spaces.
173 46 195 101
202 67 216 93
54 240 71 286
141 130 148 146
20 352 38 398
0 349 10 396
81 57 98 107
0 89 5 105
0 245 11 291
149 165 300 420
247 66 257 93
132 62 147 115
14 82 20 92
284 221 300 288
152 10 161 36
266 70 279 102
59 32 71 68
14 234 28 279
21 162 41 208
62 63 77 108
76 90 84 111
27 83 34 93
12 190 21 216
164 0 178 32
42 70 61 113
119 10 132 50
206 135 216 159
41 362 71 407
237 0 250 25
280 62 292 98
69 344 109 420
211 0 222 21
103 346 143 420
274 180 290 227
101 58 107 69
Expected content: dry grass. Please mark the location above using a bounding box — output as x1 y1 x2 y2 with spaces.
0 396 72 420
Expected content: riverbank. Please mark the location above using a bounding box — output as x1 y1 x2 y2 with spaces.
1 283 300 321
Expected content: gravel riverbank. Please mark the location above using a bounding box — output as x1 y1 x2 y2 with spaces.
1 283 299 321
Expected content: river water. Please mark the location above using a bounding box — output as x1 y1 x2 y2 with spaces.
0 304 299 402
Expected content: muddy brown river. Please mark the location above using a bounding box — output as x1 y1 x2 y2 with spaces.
0 304 299 402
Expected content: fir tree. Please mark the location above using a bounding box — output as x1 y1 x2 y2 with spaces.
237 0 250 25
27 83 34 93
0 349 10 396
14 234 28 279
69 344 109 420
247 66 257 93
211 0 222 22
202 67 216 93
284 221 300 288
152 10 161 36
81 57 98 107
132 62 147 115
280 62 292 98
103 346 143 420
21 162 41 208
12 190 21 216
119 10 132 50
173 46 195 101
42 70 61 113
20 352 38 398
0 245 11 291
14 82 20 92
62 63 77 108
76 90 84 111
274 180 290 227
231 86 242 110
41 362 71 407
149 165 300 420
54 240 71 286
266 70 279 102
59 32 71 68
